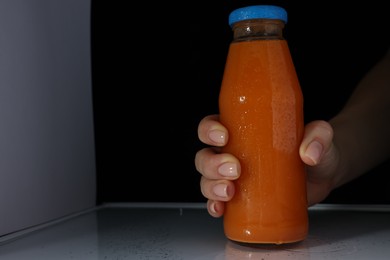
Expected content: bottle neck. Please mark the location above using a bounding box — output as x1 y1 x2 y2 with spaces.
231 19 285 42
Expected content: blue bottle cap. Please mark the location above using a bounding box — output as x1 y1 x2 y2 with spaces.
228 5 288 27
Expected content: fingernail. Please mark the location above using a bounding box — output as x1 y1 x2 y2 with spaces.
218 162 238 177
305 140 323 164
213 184 228 198
208 130 225 145
209 201 217 214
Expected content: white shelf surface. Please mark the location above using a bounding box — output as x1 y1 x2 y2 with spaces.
1 202 390 259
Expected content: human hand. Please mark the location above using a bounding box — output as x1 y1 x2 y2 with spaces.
195 114 338 217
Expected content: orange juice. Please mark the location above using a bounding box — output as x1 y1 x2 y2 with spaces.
219 37 308 244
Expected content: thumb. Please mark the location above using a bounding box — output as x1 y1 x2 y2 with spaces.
299 120 334 166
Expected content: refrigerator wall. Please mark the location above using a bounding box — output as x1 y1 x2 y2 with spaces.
0 0 96 236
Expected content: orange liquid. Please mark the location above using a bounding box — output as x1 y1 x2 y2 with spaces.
219 39 308 244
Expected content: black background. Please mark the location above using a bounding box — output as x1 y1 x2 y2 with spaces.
91 1 390 204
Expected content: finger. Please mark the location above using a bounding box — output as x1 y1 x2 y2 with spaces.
207 199 225 218
195 148 240 180
299 120 334 166
197 114 228 147
200 177 235 202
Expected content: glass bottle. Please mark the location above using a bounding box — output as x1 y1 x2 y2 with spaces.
219 5 308 244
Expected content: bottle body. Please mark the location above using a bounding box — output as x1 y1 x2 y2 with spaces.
219 15 308 244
